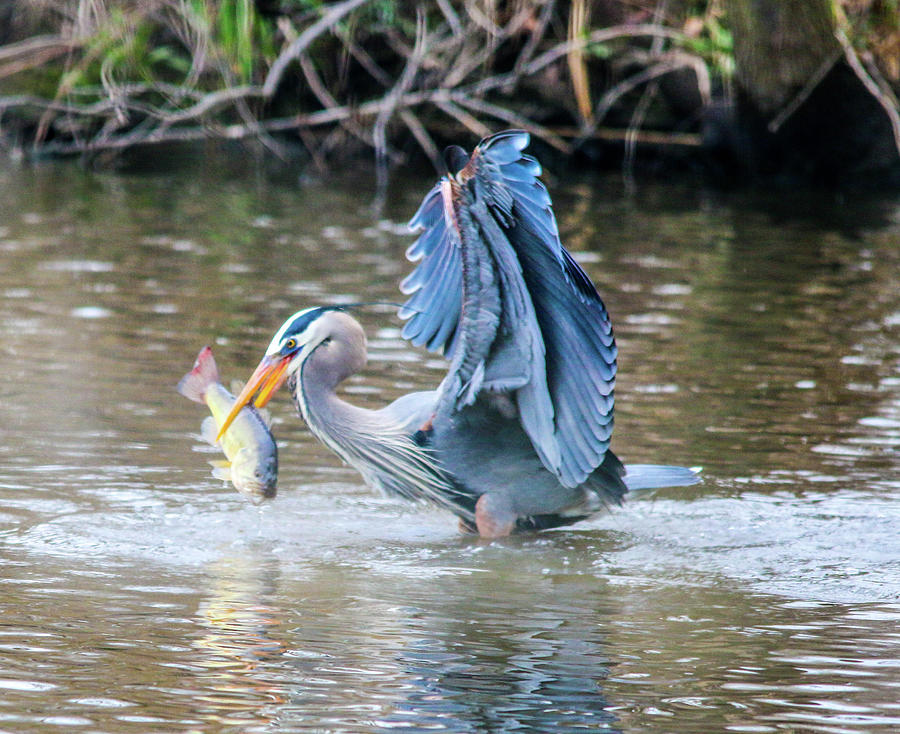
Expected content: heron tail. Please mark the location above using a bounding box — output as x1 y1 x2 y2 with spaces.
622 464 702 491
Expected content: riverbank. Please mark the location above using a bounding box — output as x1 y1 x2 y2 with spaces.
1 1 898 187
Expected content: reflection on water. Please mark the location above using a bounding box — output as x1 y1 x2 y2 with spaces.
1 156 899 732
191 553 287 729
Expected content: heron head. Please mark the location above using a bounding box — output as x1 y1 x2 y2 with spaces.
215 306 338 441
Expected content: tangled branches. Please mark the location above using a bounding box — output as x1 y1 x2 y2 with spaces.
0 0 710 167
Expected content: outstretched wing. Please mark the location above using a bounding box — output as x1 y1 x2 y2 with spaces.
399 182 462 356
399 130 616 488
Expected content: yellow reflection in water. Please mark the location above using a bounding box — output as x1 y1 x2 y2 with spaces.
189 552 288 728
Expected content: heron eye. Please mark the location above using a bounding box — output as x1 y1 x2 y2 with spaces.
284 337 297 350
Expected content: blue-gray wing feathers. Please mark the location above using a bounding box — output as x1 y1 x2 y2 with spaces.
400 130 616 488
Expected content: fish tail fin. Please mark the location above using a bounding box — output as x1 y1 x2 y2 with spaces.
177 346 220 403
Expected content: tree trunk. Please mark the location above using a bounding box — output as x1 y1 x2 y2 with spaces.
721 0 900 187
728 0 840 117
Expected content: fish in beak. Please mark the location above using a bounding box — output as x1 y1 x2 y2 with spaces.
215 353 293 442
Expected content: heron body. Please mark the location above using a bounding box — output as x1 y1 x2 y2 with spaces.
218 130 698 537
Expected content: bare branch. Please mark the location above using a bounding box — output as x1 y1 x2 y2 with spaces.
836 28 900 157
0 94 114 115
623 82 658 189
448 93 571 153
0 36 77 78
768 47 842 133
263 0 371 98
65 82 205 100
433 99 492 139
24 88 704 159
334 26 393 87
511 0 556 81
553 125 701 147
462 0 503 37
298 52 372 146
444 2 533 89
524 23 686 77
399 108 442 172
373 7 427 187
578 52 705 142
436 0 463 38
0 34 76 62
158 85 264 123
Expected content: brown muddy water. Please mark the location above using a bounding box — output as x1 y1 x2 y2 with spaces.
1 155 899 733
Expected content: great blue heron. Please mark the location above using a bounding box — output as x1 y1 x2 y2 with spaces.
216 130 698 537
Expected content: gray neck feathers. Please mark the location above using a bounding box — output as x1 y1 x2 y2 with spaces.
293 336 471 519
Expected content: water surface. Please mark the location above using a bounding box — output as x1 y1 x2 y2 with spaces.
1 156 899 732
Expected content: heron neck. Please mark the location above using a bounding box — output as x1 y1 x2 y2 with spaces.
292 358 469 517
293 366 379 466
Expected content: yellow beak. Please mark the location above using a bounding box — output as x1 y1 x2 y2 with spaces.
215 354 292 442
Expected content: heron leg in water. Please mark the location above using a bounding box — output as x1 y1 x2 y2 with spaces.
475 493 517 538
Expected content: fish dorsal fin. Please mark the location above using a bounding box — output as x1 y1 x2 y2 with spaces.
256 407 273 428
229 379 244 396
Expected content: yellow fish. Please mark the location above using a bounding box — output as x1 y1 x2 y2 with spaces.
177 346 278 503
